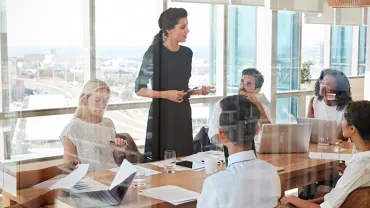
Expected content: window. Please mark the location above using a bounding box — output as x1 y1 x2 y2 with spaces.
301 22 327 79
4 0 84 112
276 11 300 123
169 2 216 91
227 6 257 95
359 26 367 75
95 0 162 103
330 26 353 75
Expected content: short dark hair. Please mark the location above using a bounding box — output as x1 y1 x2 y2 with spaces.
344 101 370 141
242 68 264 89
219 95 260 145
314 68 352 111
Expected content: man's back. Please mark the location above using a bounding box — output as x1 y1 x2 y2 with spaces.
197 151 281 208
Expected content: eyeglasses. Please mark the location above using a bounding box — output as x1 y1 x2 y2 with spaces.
319 80 336 87
240 79 255 87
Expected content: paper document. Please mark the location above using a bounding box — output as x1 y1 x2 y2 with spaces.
109 165 161 176
181 151 225 163
309 152 352 161
110 160 137 190
139 185 200 205
150 160 190 171
49 164 89 190
70 178 109 193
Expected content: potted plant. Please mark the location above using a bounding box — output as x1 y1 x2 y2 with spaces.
300 61 312 89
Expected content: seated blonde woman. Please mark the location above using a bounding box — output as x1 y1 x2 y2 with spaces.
60 79 141 172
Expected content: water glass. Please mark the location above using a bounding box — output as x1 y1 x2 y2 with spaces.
318 136 329 149
132 167 146 187
164 150 176 173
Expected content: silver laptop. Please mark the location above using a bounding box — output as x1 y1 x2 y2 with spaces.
257 123 312 153
297 117 339 145
72 160 137 208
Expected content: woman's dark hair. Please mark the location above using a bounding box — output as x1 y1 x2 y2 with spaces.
152 8 188 46
344 101 370 141
314 68 352 111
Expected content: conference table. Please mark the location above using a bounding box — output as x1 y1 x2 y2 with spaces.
2 143 353 208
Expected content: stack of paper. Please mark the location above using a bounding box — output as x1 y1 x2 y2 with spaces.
139 185 200 205
50 164 89 190
109 165 161 176
309 152 352 161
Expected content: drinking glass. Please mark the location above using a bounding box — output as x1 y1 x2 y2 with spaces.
318 136 330 149
164 150 176 173
132 167 146 187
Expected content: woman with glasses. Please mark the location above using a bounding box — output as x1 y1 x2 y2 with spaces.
307 69 352 125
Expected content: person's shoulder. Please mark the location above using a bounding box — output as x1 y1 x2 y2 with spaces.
102 117 115 127
61 118 81 135
202 170 230 191
255 159 279 173
180 46 193 55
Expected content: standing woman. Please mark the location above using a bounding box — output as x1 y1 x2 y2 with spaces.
135 8 210 162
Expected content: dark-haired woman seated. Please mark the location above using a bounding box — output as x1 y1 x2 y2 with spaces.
281 101 370 208
307 69 352 125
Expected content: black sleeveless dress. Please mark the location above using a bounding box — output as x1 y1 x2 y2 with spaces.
135 45 193 162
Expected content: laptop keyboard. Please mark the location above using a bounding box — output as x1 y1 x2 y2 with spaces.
86 191 117 205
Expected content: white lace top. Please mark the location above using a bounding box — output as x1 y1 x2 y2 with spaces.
60 117 118 172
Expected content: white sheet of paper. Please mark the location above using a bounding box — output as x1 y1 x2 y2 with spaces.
322 153 340 160
139 185 200 205
33 178 59 189
150 160 190 171
109 165 161 176
110 160 137 190
49 164 89 190
309 152 352 161
70 178 109 193
181 151 225 164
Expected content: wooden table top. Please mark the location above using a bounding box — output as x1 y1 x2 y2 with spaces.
3 143 353 208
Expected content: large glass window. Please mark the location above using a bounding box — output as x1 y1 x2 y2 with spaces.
95 0 161 103
330 26 353 75
276 11 300 123
4 0 84 112
169 2 212 90
359 26 367 75
227 6 257 95
301 21 327 79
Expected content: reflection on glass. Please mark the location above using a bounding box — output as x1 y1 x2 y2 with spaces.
276 11 299 124
330 26 353 75
301 21 327 80
276 97 298 123
5 0 84 111
359 26 367 75
227 6 257 95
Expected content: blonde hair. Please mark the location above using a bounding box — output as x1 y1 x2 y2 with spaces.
74 79 111 119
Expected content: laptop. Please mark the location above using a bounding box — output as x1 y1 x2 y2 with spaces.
256 123 312 153
72 160 137 208
297 117 339 145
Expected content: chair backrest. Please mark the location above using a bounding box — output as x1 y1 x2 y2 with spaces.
340 187 370 208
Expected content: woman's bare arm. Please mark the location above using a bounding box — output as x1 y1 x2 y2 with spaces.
307 97 315 118
62 136 78 163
